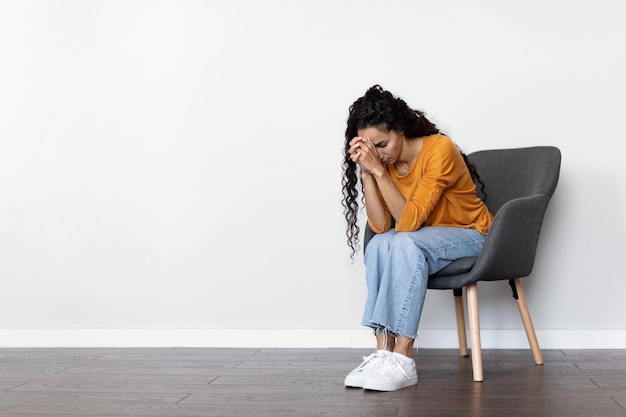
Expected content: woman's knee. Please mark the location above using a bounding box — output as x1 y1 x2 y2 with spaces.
389 231 417 249
367 230 395 250
387 232 430 263
364 231 396 263
368 231 421 255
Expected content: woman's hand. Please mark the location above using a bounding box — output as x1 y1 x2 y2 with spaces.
350 136 394 231
349 136 384 177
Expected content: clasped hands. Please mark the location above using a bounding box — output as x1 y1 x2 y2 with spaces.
349 136 384 177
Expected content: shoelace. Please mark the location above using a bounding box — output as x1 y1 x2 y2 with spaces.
379 356 412 379
350 353 381 374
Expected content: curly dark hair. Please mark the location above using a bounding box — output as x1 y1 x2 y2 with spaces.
341 85 485 259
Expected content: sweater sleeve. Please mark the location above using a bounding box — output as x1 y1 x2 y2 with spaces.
395 139 464 232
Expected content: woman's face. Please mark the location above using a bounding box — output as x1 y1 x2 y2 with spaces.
356 126 403 165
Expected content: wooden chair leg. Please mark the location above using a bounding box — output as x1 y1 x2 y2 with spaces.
466 282 483 382
453 289 468 357
513 278 544 365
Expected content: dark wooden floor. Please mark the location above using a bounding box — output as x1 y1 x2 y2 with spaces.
1 347 626 416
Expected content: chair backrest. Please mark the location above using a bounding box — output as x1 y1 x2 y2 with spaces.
469 146 561 216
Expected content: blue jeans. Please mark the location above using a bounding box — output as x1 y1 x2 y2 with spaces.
362 226 486 340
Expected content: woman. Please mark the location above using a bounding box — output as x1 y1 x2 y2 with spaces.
341 85 493 391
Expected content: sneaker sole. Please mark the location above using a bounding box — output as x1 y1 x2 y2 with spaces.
362 376 418 392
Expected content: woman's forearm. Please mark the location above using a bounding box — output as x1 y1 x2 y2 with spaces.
371 170 407 225
362 173 389 231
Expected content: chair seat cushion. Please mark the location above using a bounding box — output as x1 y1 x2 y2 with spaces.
431 257 476 277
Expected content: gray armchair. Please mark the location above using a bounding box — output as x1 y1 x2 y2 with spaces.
363 146 561 382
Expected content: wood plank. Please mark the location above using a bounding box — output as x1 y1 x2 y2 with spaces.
1 348 625 417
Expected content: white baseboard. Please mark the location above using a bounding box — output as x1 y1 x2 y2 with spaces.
1 329 626 349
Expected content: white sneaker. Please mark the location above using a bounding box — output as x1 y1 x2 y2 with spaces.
362 355 418 391
344 351 387 388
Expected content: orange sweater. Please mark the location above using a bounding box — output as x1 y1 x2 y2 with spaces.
369 134 493 234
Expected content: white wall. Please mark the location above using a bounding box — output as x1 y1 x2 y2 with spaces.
1 0 625 349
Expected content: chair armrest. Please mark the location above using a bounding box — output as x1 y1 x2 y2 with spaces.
470 194 552 281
